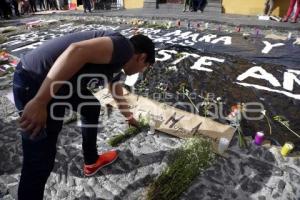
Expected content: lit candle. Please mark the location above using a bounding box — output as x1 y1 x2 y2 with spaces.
288 32 292 40
205 22 209 29
218 137 230 154
281 142 294 157
254 132 264 145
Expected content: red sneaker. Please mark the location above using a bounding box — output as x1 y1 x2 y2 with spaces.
84 150 118 177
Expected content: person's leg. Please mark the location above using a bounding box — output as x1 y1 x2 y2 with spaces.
264 0 270 15
69 90 100 164
84 0 91 12
291 0 300 22
284 0 296 21
197 0 203 11
189 0 195 11
33 0 37 11
40 0 45 10
51 0 58 9
2 1 11 18
87 0 92 12
69 87 118 176
18 113 64 200
42 0 46 9
183 0 188 11
83 0 87 12
192 0 198 11
13 64 65 200
29 0 35 12
39 0 42 10
267 0 274 15
200 0 207 12
12 0 20 16
80 102 100 164
45 0 50 9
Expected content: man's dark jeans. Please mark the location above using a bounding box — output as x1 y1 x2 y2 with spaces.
13 63 101 200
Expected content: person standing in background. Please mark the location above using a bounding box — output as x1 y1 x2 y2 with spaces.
12 0 21 16
197 0 207 12
83 0 92 12
0 0 12 18
192 0 203 12
264 0 275 16
29 0 37 12
282 0 300 23
116 0 123 9
183 0 192 12
38 0 46 10
49 0 58 10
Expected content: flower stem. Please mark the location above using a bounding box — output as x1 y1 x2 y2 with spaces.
264 115 272 135
280 122 300 139
184 93 199 114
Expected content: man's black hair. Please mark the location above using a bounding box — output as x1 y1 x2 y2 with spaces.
129 34 155 64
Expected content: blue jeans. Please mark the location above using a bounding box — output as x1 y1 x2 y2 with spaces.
13 62 101 200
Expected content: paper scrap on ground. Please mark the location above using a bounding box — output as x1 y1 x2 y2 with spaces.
265 34 287 41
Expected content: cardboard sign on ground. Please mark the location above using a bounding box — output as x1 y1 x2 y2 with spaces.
94 88 236 154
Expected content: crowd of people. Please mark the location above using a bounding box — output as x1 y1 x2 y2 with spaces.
0 0 120 18
183 0 207 12
1 0 299 22
264 0 300 23
0 0 66 19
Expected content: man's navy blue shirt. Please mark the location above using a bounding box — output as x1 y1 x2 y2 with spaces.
21 30 133 88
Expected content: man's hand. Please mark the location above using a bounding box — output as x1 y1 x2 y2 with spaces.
127 116 139 127
19 98 48 139
109 82 138 126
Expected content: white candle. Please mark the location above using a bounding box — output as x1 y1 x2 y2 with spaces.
218 137 230 154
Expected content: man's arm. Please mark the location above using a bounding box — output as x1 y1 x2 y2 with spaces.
108 82 138 126
20 37 114 136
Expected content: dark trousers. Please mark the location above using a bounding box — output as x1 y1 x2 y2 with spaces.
192 0 200 11
13 63 100 200
49 0 58 9
83 0 91 12
0 0 12 18
12 0 20 16
198 0 207 11
38 0 46 10
29 0 37 12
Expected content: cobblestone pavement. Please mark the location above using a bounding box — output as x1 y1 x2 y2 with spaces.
0 92 300 200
